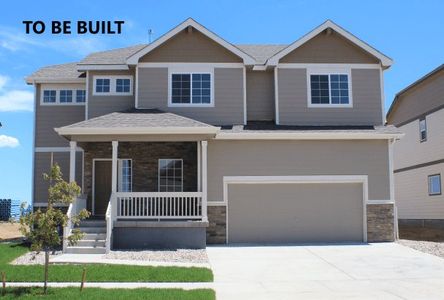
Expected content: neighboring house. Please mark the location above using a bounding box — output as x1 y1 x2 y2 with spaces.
386 65 444 236
26 18 402 254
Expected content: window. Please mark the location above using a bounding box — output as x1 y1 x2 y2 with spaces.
76 90 86 103
309 73 351 106
95 78 110 93
118 159 132 192
171 73 212 105
59 90 73 103
158 159 183 192
428 174 441 196
116 79 130 93
419 118 427 142
43 90 56 103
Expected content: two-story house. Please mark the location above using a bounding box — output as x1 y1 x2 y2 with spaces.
27 18 402 254
387 64 444 239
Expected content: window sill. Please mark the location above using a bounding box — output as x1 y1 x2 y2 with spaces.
308 104 353 108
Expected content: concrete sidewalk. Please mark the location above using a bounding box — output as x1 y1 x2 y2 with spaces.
51 253 210 268
207 243 444 300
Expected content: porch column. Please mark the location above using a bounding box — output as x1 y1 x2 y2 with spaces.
69 141 76 182
111 141 118 193
201 141 208 222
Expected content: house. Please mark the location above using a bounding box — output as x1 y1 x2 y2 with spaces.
26 18 402 254
386 64 444 239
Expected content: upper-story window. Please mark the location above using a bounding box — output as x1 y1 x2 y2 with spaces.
93 76 133 96
59 90 73 103
43 90 56 103
419 118 427 142
41 89 85 105
170 73 213 106
308 70 352 108
76 90 86 103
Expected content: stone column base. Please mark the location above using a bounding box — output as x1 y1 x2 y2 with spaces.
367 203 395 242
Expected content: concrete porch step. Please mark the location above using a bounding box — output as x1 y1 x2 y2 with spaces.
65 246 106 254
77 227 106 234
82 233 106 240
76 239 106 248
78 220 106 227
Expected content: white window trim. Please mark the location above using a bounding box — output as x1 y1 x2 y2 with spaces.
92 75 133 96
419 118 427 142
118 159 133 193
40 88 86 106
306 67 353 108
167 67 215 107
157 158 184 192
428 174 441 196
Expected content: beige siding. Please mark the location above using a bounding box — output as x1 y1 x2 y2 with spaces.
35 84 85 147
138 67 244 125
394 109 444 170
140 29 242 63
87 70 135 119
246 70 274 121
277 68 383 125
395 163 444 219
208 140 390 202
280 31 379 64
388 70 444 126
34 152 83 205
228 183 363 243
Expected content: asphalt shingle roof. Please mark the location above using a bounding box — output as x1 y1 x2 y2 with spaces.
27 62 84 80
236 45 288 64
78 44 147 65
63 109 215 129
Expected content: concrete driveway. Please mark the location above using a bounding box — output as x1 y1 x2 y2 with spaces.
207 243 444 300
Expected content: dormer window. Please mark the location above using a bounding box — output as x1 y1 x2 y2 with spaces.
308 69 352 108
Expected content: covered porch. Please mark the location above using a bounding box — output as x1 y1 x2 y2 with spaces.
55 109 219 252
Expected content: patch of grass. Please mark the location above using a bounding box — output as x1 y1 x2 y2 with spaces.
0 243 213 282
0 287 215 300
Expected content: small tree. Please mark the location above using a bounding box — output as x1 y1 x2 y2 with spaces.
20 163 90 293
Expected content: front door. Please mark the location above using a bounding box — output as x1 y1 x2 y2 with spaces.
94 160 112 216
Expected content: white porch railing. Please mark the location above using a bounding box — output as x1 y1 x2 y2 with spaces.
105 197 112 253
115 192 203 219
63 195 87 253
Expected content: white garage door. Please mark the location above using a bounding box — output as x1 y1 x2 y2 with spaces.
227 182 364 243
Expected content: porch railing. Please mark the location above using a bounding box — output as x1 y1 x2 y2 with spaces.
115 192 203 219
105 198 112 253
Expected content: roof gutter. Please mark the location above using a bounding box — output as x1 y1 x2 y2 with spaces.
55 126 221 136
215 132 404 140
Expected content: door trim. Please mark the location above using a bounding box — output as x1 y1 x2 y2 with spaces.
223 175 369 244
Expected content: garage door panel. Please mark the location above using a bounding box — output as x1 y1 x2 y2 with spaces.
228 183 363 243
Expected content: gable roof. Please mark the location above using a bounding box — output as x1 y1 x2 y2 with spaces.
79 44 146 66
236 45 287 65
126 18 256 65
386 64 444 120
267 20 393 67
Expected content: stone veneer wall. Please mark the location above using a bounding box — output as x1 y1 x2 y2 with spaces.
207 206 226 244
367 203 395 242
79 142 197 212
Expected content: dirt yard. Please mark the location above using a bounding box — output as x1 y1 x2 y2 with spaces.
0 222 23 241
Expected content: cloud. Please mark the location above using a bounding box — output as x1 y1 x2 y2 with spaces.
0 135 20 148
0 25 108 57
0 75 33 112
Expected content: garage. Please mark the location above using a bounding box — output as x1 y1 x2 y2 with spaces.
226 177 366 244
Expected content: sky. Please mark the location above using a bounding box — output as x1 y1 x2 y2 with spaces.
0 0 443 204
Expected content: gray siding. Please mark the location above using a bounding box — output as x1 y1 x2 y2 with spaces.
35 85 85 147
207 140 390 202
87 70 135 119
388 69 444 126
138 67 244 125
280 30 379 64
278 68 383 125
34 151 83 205
246 70 274 121
139 29 242 63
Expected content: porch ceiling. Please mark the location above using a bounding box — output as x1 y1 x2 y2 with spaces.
55 109 220 141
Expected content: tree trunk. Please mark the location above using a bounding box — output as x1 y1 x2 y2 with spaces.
44 250 49 294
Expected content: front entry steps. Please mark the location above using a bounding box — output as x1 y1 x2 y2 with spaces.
65 219 107 254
